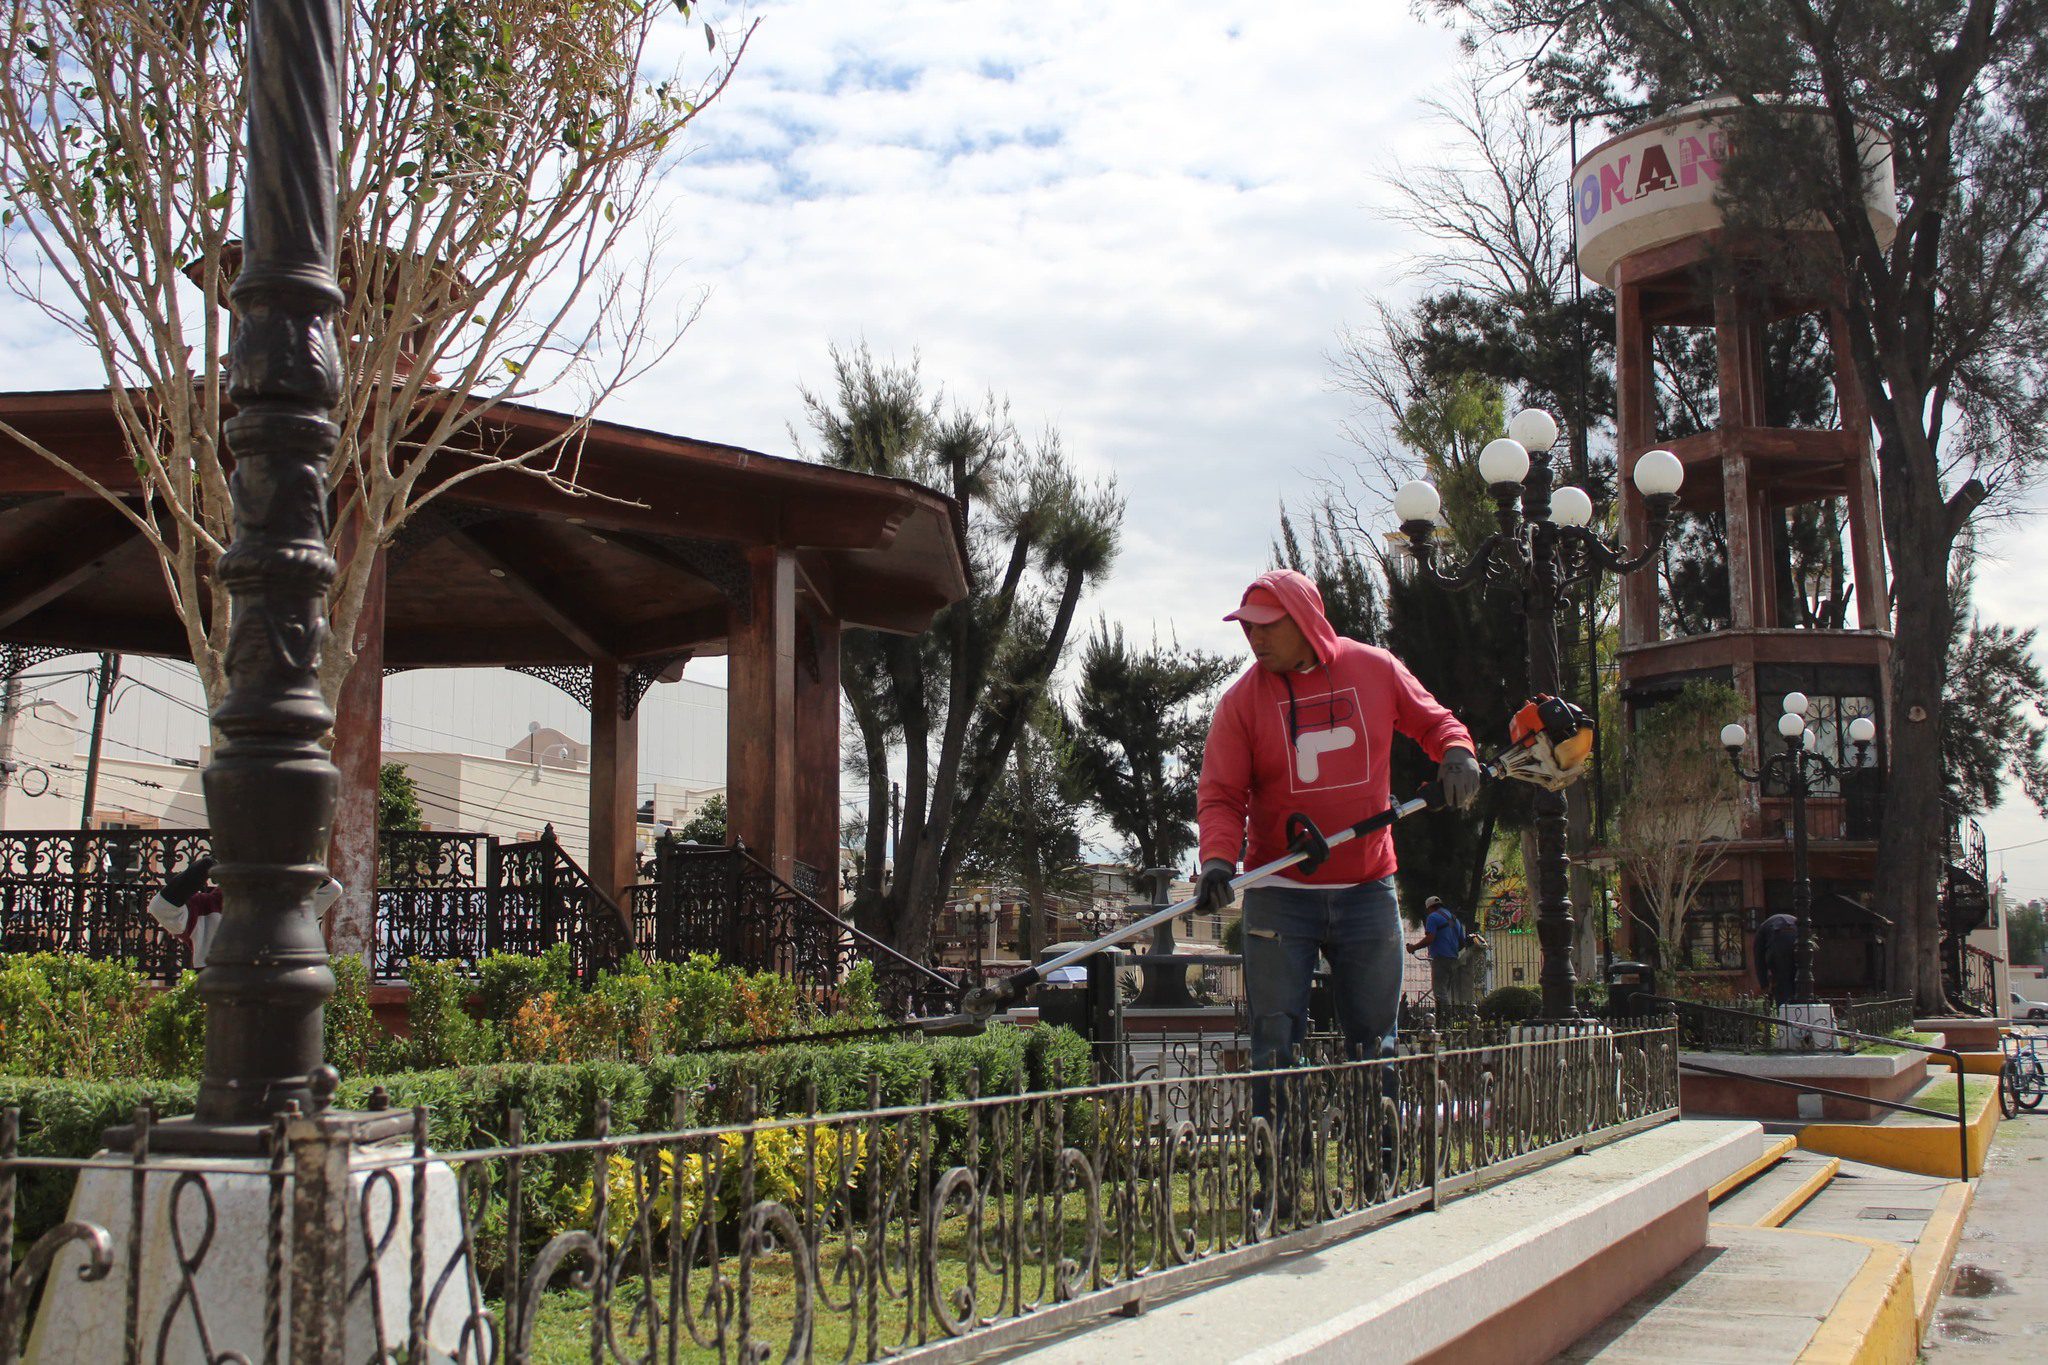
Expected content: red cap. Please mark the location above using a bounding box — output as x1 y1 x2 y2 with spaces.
1224 584 1289 626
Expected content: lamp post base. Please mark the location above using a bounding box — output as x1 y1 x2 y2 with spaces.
1775 1001 1840 1051
26 1136 479 1364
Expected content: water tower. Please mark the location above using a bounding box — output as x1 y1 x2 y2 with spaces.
1576 102 1901 991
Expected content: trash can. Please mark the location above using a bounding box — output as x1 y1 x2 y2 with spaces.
1607 960 1654 1018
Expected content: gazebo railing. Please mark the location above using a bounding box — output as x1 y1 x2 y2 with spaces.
6 829 935 1009
633 843 956 1018
0 829 209 980
483 828 634 981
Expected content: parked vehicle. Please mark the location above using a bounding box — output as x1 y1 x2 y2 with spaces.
2009 990 2048 1022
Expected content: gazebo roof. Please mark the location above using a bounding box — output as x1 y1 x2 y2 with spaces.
0 388 967 668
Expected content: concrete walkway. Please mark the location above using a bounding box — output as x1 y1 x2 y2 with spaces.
1925 1108 2048 1357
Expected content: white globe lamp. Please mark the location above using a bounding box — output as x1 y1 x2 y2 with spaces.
1633 449 1684 497
1777 711 1806 739
1507 409 1559 454
1848 717 1877 745
1720 723 1747 751
1782 691 1810 717
1549 486 1594 527
1477 438 1531 489
1393 479 1442 524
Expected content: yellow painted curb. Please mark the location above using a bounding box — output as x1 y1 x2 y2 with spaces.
1797 1085 1999 1178
1907 1181 1976 1336
1936 1051 2005 1076
1709 1133 1799 1203
1794 1232 1916 1365
1755 1156 1840 1228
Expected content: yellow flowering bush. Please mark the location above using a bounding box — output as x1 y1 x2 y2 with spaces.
576 1123 869 1241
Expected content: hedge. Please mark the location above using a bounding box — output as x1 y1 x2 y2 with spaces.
0 1023 1092 1256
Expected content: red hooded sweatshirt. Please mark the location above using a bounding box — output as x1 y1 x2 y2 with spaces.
1197 569 1473 885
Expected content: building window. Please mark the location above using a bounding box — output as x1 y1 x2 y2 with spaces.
1680 883 1746 972
92 813 159 830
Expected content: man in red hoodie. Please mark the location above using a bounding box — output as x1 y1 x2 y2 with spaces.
1195 569 1479 1075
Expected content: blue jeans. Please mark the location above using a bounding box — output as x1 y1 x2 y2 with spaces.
1241 876 1402 1070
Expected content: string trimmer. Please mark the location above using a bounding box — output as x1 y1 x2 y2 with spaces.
912 696 1595 1034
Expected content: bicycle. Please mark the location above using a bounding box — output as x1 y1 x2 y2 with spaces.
1998 1030 2046 1117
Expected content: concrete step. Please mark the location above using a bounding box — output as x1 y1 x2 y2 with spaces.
1705 1131 1798 1204
1554 1223 1912 1364
1709 1150 1839 1228
1775 1159 1974 1338
991 1120 1762 1365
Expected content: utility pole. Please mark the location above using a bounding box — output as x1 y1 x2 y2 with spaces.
78 651 120 831
0 668 21 825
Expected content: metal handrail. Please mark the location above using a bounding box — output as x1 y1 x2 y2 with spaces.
729 842 959 999
1649 994 1974 1176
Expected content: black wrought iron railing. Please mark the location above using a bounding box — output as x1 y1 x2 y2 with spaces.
1839 995 1916 1038
631 841 955 1018
0 829 211 980
7 829 949 1014
1942 939 1999 1018
1948 807 1989 885
0 1022 1680 1363
1665 993 1918 1054
489 828 634 980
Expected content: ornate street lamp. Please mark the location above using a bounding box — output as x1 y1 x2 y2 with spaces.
1394 412 1683 1018
1720 699 1877 1004
115 0 349 1151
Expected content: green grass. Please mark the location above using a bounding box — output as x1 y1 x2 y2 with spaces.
1896 1073 1993 1121
1856 1030 1942 1057
508 1153 1389 1362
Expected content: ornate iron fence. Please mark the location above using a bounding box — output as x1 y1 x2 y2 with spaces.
1838 995 1915 1038
1669 994 1917 1052
0 829 211 981
486 829 634 981
1942 939 1999 1017
0 1022 1679 1363
635 841 956 1018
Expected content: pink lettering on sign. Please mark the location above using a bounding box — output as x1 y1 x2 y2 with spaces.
1598 155 1634 214
1678 134 1723 186
1578 175 1601 224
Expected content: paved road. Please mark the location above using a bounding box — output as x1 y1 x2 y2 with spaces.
1925 1103 2048 1357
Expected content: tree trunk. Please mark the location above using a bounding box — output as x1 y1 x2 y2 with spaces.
1868 416 1972 1011
1877 538 1952 1010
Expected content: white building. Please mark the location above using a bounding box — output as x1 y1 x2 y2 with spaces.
0 660 728 870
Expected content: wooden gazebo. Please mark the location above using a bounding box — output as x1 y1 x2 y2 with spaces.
0 388 966 948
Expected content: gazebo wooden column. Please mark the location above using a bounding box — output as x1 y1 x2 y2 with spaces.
325 542 386 959
588 661 639 905
794 605 842 907
729 547 798 885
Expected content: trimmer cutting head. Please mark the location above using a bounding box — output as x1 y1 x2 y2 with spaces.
1501 695 1596 790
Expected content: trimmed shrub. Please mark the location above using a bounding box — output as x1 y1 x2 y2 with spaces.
1477 985 1543 1022
0 1024 1092 1260
0 953 155 1080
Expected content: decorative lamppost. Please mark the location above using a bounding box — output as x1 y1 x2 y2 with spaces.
1393 411 1684 1019
1719 696 1877 1004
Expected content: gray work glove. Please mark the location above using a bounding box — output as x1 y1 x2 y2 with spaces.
1438 747 1483 810
1195 859 1236 912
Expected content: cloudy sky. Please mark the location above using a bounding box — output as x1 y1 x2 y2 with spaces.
4 1 2044 891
